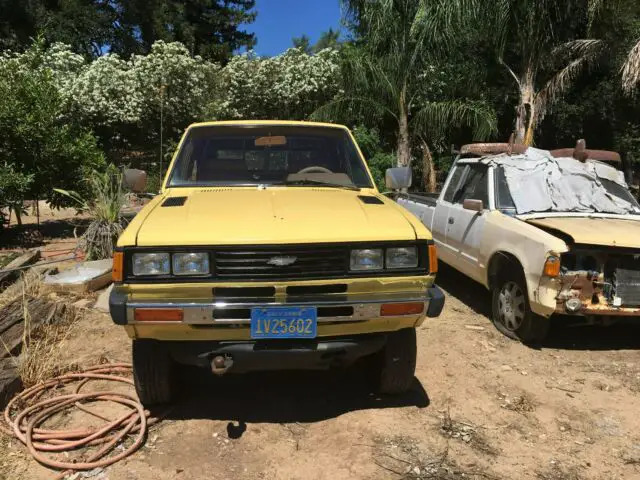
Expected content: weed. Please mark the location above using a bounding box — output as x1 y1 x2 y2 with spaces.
1 273 79 387
439 408 499 456
374 434 498 479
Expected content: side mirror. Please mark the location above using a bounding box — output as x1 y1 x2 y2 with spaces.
123 168 147 193
385 167 412 190
463 199 484 212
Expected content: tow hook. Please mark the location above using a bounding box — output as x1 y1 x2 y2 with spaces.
211 354 234 375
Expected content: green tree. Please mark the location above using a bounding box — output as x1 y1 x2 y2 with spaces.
315 0 496 170
0 163 33 226
111 0 257 62
313 28 341 53
292 35 312 54
0 0 116 57
0 42 105 219
588 0 640 94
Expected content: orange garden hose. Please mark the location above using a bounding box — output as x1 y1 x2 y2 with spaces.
1 364 162 479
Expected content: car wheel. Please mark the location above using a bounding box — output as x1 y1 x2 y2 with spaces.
375 328 417 394
491 268 550 345
132 340 177 406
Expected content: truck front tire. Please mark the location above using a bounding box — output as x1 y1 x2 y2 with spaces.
132 340 177 406
375 328 417 394
491 267 550 345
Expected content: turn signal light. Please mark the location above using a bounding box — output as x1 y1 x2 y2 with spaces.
428 244 438 274
380 302 424 316
112 252 124 283
134 308 184 322
543 256 561 277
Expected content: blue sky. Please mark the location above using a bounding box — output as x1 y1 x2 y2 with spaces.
242 0 343 56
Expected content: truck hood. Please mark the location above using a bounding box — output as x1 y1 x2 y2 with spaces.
134 188 417 246
526 217 640 248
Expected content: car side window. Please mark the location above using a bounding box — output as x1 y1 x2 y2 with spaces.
442 166 464 203
495 167 516 211
452 164 489 206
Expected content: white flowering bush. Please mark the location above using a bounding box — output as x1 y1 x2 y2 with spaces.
131 41 221 134
71 54 142 125
210 47 341 120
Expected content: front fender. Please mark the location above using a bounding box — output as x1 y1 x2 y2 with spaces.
481 212 568 317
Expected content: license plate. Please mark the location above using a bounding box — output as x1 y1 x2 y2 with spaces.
250 306 317 339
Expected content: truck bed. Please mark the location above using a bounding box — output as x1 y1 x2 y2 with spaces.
402 193 439 207
395 192 440 227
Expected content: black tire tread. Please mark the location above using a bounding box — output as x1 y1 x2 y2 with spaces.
378 328 417 394
132 340 176 406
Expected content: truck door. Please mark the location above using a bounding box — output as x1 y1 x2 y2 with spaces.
444 164 489 282
431 165 465 266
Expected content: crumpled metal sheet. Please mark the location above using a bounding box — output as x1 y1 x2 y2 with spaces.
490 148 636 215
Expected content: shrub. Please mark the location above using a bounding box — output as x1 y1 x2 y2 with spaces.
0 163 33 227
54 165 127 260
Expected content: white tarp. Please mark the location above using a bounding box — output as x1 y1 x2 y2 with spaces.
489 148 638 215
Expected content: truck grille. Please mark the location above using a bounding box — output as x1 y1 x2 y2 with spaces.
214 247 348 280
615 266 640 307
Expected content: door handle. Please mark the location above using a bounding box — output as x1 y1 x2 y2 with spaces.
448 217 455 224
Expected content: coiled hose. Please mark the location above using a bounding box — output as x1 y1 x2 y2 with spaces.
0 363 161 479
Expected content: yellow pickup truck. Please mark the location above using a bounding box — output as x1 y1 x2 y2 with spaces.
110 120 444 405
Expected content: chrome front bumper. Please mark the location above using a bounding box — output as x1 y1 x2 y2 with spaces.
110 287 446 325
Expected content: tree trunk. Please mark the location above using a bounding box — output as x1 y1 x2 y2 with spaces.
420 139 437 193
515 71 536 146
14 207 22 227
397 86 411 167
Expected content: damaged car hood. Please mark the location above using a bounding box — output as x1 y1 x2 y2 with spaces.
133 187 419 246
525 216 640 248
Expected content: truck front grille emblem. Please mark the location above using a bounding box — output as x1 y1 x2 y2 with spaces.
267 256 298 267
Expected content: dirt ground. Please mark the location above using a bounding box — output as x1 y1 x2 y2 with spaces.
3 264 640 480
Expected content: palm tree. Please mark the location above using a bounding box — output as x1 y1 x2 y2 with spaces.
313 0 495 171
588 0 640 94
490 0 605 145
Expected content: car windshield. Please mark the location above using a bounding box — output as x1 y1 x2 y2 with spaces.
167 125 373 188
496 154 640 215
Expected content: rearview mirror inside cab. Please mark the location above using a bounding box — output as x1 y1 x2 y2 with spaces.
255 135 287 147
385 167 412 190
463 199 484 212
123 168 147 193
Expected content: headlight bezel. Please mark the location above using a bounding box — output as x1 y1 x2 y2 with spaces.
350 248 384 271
385 246 419 269
132 252 171 276
348 243 428 273
172 252 210 276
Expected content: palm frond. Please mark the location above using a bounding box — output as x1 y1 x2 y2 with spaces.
310 96 397 125
536 40 604 122
551 39 604 60
410 100 497 141
53 188 88 210
622 39 640 95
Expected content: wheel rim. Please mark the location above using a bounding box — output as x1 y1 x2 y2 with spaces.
497 281 526 331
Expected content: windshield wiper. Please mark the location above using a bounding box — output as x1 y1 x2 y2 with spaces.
276 179 361 191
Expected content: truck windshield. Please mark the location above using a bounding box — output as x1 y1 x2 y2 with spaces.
166 125 374 188
497 158 640 215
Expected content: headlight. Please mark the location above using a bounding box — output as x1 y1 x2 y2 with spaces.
172 252 210 276
132 253 170 276
350 249 383 271
386 247 418 269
